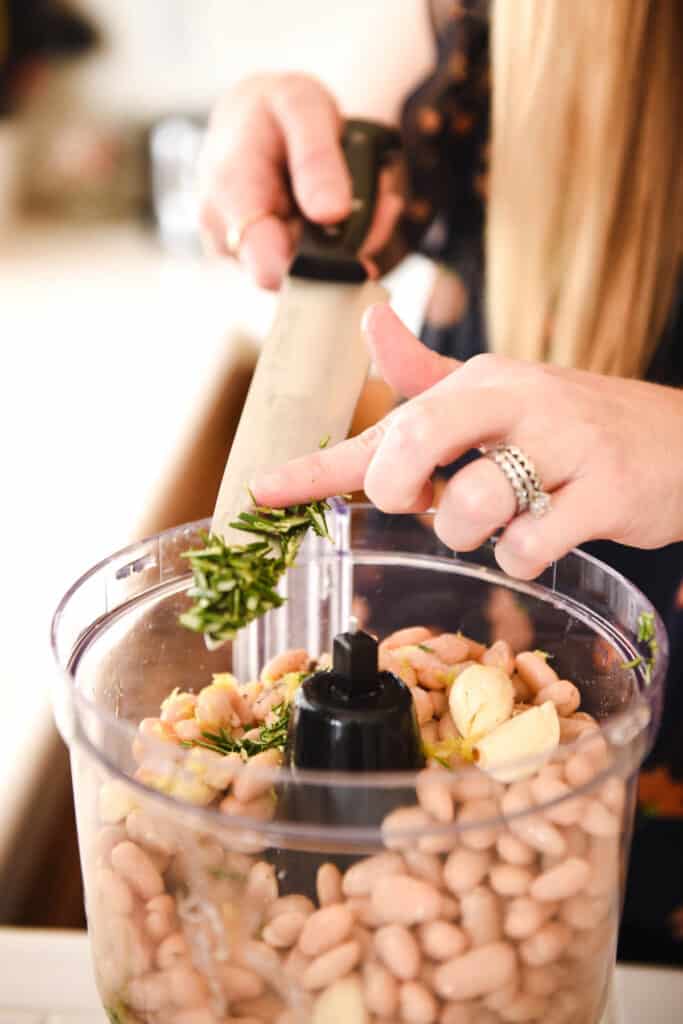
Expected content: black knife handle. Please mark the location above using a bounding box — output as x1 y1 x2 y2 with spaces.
289 118 402 284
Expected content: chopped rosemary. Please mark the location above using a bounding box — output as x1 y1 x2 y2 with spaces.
194 700 292 758
179 500 331 646
622 611 659 683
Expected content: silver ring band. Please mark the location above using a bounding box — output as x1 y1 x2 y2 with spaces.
481 444 552 519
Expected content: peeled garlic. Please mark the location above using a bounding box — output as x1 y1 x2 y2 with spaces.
312 975 368 1024
473 701 560 782
449 664 514 741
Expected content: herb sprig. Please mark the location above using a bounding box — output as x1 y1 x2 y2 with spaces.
189 700 292 758
179 500 331 647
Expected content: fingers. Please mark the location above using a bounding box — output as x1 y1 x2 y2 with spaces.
200 112 295 288
239 216 297 290
362 304 460 398
268 75 352 223
200 75 350 287
433 458 517 552
493 479 600 579
364 385 513 513
253 310 464 506
252 420 391 506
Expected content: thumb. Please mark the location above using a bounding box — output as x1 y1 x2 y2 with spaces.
362 303 460 398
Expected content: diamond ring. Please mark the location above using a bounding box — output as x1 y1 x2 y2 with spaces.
481 444 552 519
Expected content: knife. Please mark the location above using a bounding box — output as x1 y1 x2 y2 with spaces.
211 119 401 544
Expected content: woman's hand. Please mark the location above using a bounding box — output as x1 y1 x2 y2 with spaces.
252 304 683 579
199 74 404 288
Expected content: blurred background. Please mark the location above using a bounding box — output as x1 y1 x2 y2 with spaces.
0 0 435 928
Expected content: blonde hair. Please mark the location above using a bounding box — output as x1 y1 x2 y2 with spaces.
487 0 683 377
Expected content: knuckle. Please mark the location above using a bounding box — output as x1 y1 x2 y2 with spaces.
390 402 435 449
356 421 388 452
447 475 491 523
463 352 504 381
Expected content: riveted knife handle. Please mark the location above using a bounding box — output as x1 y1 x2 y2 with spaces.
289 118 402 284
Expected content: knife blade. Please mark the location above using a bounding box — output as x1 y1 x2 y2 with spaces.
211 119 401 544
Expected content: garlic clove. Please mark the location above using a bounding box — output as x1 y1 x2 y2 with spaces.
473 701 560 782
449 664 514 741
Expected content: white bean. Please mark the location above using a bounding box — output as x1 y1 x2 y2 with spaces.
111 841 164 901
457 800 500 851
363 959 399 1017
400 980 439 1023
299 905 354 957
262 911 308 949
317 863 343 906
382 807 433 851
342 853 405 896
265 894 315 922
503 898 558 940
96 866 134 915
489 864 534 897
529 777 584 827
417 769 455 823
444 848 493 895
460 886 502 947
301 940 361 991
403 849 444 886
418 920 468 960
529 858 590 902
375 924 421 981
581 800 620 838
233 749 281 803
432 942 517 1001
496 833 536 867
371 875 442 926
519 922 572 966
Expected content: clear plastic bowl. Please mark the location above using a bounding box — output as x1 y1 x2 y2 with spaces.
51 505 667 1024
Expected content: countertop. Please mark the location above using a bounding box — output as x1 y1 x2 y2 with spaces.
1 928 682 1023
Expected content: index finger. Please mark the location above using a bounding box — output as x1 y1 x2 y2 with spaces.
251 420 390 506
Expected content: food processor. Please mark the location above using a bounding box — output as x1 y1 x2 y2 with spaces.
51 504 667 1024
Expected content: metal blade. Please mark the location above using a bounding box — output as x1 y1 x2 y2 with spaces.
211 275 388 543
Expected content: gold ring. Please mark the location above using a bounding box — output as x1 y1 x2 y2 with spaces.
225 210 270 257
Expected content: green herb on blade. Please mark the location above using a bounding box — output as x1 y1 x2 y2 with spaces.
179 501 331 646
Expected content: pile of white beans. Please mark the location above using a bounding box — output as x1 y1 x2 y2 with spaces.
88 628 627 1024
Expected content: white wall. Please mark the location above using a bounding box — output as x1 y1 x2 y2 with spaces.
67 0 434 121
